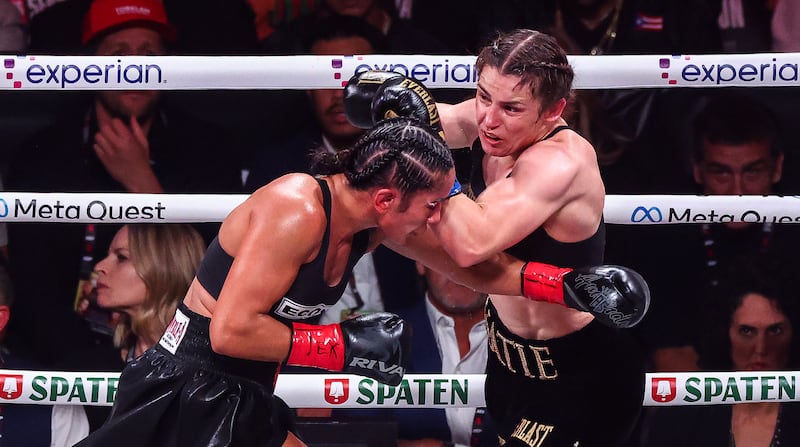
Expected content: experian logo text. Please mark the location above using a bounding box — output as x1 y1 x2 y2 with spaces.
662 56 799 86
353 59 477 85
24 59 164 89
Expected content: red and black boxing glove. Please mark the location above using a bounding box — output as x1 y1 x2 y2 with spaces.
343 70 444 141
521 262 650 329
286 312 411 386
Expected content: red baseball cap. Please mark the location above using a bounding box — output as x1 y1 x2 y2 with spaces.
82 0 176 45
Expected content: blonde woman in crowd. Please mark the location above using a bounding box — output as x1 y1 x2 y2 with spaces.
94 224 206 362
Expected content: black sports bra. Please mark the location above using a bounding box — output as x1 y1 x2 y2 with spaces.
196 178 370 321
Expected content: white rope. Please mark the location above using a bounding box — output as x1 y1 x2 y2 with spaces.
1 370 796 408
1 52 798 90
1 192 798 224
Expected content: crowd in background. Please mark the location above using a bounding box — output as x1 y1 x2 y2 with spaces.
0 0 799 446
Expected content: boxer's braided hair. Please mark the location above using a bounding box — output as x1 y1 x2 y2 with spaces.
312 117 452 206
477 29 575 113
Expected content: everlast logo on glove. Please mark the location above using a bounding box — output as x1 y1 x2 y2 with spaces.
343 70 447 142
349 357 405 377
384 78 440 127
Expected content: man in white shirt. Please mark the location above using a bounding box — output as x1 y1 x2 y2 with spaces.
392 263 494 447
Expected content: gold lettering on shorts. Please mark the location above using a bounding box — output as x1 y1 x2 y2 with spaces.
531 346 558 379
511 418 555 447
487 319 559 380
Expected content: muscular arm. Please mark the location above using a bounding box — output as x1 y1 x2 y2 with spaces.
209 177 325 362
438 99 478 149
431 143 580 267
380 226 523 297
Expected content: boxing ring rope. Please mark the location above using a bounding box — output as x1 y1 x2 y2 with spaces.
2 52 798 411
1 52 799 90
1 370 797 408
0 192 798 224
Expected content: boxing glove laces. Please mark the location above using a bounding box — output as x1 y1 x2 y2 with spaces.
521 262 650 329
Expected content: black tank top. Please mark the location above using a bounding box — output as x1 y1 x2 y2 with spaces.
196 177 370 324
468 126 605 268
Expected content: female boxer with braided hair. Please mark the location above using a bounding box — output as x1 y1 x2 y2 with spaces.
78 117 493 447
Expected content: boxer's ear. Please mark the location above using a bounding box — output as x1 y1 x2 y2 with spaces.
543 97 567 122
373 188 397 213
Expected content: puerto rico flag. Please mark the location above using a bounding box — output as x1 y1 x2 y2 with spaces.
635 13 664 31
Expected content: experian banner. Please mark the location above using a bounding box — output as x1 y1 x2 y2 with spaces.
2 53 798 90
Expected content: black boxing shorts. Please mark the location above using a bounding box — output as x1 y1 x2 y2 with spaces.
76 303 289 447
484 299 645 447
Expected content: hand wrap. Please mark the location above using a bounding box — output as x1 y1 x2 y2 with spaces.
287 312 411 385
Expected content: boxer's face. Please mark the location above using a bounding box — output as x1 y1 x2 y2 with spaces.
378 170 456 242
475 67 545 157
94 226 147 315
94 27 165 122
729 293 792 371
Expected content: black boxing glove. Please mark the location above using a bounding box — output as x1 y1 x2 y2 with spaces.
343 70 405 128
286 312 410 386
344 70 444 140
521 262 650 329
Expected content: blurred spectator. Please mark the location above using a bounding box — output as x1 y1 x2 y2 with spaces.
162 0 258 55
253 0 469 169
607 91 800 373
4 0 241 428
392 0 482 54
261 0 449 56
328 262 497 446
771 0 800 52
0 257 91 447
0 0 29 247
247 14 422 327
23 0 261 183
716 0 773 53
28 0 258 55
642 254 800 446
246 0 318 42
0 0 26 51
90 224 205 362
245 14 386 189
476 0 721 56
393 263 496 447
